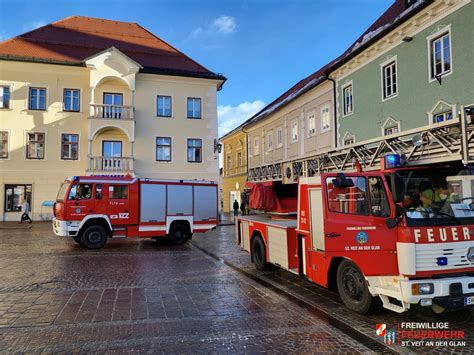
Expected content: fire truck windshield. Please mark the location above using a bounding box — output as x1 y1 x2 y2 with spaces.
56 183 69 202
397 167 474 226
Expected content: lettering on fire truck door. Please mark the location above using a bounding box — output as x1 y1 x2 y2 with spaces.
309 188 325 251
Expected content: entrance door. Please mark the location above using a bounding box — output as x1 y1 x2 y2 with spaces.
103 93 123 118
229 191 240 212
102 141 122 170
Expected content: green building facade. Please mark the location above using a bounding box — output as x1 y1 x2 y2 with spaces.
334 0 474 146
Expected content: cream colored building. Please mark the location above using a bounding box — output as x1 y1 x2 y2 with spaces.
245 71 335 182
0 16 225 221
220 128 247 213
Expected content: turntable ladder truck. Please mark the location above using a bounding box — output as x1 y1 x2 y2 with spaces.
236 106 474 314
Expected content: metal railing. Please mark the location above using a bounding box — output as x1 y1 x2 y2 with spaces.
88 156 134 172
90 104 134 120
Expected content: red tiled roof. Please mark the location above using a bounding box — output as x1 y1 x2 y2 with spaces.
0 16 224 80
240 0 431 130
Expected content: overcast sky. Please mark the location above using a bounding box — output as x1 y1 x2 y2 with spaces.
0 0 393 135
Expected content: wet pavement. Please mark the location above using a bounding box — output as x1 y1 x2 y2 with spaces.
1 223 371 353
191 224 474 354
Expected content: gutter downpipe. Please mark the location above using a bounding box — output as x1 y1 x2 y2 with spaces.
242 126 249 181
326 74 338 148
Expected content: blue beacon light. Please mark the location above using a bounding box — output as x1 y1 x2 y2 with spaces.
384 154 401 169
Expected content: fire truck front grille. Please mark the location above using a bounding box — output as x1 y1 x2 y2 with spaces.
415 242 473 272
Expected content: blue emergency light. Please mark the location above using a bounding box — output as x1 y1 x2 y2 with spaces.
436 257 448 266
384 154 401 169
72 176 79 181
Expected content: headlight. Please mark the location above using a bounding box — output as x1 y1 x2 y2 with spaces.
468 247 474 262
412 283 434 295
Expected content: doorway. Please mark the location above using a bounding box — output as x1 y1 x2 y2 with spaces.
103 93 123 118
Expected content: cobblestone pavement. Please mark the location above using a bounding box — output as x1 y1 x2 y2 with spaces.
191 224 474 354
0 223 375 353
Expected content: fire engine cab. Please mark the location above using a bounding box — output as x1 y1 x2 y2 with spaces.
237 108 474 314
53 175 218 249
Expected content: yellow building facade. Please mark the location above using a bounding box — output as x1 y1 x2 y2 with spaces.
220 129 247 213
0 17 225 221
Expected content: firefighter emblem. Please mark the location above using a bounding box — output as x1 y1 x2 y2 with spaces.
356 231 368 244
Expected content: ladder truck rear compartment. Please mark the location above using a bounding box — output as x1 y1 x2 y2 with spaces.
53 175 218 249
237 107 474 314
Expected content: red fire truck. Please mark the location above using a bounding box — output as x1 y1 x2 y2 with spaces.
237 108 474 314
53 176 218 249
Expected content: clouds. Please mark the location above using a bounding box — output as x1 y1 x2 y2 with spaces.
213 16 236 34
191 15 236 38
218 100 266 136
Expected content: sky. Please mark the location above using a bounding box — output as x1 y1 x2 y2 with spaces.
0 0 393 135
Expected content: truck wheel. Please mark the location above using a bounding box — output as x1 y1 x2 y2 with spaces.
251 237 268 271
169 224 189 245
81 225 107 249
73 235 82 244
336 259 375 314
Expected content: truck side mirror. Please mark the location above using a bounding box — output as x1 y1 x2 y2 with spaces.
386 205 403 229
391 172 404 203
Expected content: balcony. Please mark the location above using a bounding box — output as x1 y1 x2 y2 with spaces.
88 156 134 174
224 165 247 177
88 104 135 145
90 104 134 120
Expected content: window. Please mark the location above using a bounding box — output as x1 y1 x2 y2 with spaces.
267 131 273 151
382 60 397 99
237 152 242 167
344 137 354 146
110 185 128 199
321 105 330 132
29 87 46 110
276 127 283 147
291 120 298 143
4 184 32 212
430 31 451 79
226 155 232 172
253 137 260 155
61 134 78 160
343 84 353 116
187 138 202 162
187 98 201 119
156 137 172 162
95 184 103 199
384 126 399 135
26 133 45 159
0 86 10 109
433 111 453 123
368 177 390 217
307 112 316 136
63 89 80 112
157 95 172 117
326 176 368 215
0 131 8 159
67 184 92 200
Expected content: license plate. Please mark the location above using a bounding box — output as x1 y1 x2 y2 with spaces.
465 296 474 306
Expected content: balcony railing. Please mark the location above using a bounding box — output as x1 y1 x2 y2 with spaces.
88 156 134 173
224 165 247 177
90 104 134 120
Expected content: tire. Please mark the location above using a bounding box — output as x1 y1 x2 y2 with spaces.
81 225 107 249
251 237 268 271
73 235 82 244
169 224 189 245
336 259 376 315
